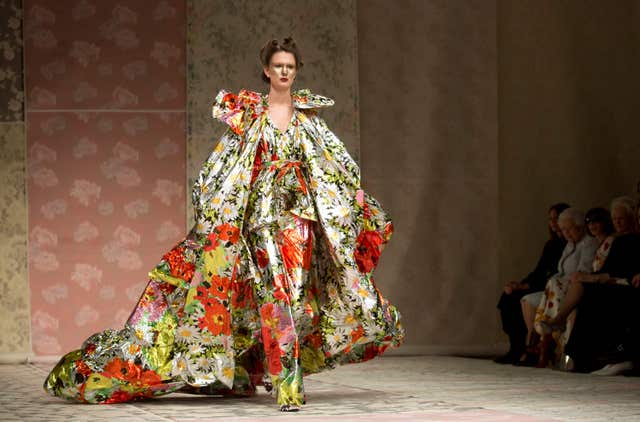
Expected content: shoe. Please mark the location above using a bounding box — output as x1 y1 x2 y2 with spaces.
494 351 520 364
557 354 575 372
280 404 301 412
514 352 539 367
591 361 634 376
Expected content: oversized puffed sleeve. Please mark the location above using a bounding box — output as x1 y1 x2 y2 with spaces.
211 89 264 136
292 89 335 110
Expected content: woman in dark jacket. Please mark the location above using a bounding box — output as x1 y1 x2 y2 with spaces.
495 203 569 364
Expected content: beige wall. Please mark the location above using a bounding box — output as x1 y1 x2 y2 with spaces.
498 0 640 288
358 0 500 354
0 0 29 359
359 0 640 355
0 123 29 358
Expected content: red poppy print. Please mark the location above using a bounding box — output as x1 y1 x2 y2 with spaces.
280 227 305 270
354 230 383 274
103 357 162 388
255 247 269 268
204 232 220 251
198 300 231 336
74 359 93 377
264 337 283 375
231 278 254 309
260 303 277 331
273 273 287 290
162 246 195 281
350 325 365 343
215 223 240 244
210 275 230 300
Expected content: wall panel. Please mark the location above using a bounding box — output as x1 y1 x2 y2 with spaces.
0 0 29 358
0 124 29 356
24 0 186 356
358 0 500 353
498 0 640 293
0 0 23 122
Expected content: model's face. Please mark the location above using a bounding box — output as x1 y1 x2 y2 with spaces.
264 51 297 90
559 219 583 243
612 206 634 234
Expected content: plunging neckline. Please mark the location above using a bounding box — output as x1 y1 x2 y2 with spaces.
264 94 296 134
266 109 296 134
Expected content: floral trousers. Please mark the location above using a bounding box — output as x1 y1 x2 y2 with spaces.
247 212 316 406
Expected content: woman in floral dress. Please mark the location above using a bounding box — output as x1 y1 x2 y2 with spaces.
533 207 614 367
44 37 404 411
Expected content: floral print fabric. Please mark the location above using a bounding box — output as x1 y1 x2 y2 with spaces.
44 88 404 407
592 235 615 273
533 276 575 361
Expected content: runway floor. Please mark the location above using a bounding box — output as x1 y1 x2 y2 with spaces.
1 356 639 421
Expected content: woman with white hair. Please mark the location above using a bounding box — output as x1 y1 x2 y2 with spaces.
560 197 640 374
543 197 638 329
518 208 599 366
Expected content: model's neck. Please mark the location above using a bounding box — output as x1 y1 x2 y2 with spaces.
267 86 292 105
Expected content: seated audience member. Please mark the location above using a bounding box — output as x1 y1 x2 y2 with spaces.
533 207 615 367
495 203 569 364
563 197 640 374
520 208 599 366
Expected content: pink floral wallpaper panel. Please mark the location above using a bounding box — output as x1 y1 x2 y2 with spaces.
27 112 186 355
25 0 186 357
24 0 185 110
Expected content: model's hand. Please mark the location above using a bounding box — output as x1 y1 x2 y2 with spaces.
632 274 640 288
503 281 519 294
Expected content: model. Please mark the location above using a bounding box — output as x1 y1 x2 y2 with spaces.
44 37 404 412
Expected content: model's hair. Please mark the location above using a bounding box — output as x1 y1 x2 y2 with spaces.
259 37 304 83
558 208 585 228
610 195 637 217
585 207 614 236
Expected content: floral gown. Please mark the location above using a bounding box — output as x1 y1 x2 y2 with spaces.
44 89 405 407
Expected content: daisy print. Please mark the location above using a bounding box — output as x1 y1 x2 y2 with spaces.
176 324 201 344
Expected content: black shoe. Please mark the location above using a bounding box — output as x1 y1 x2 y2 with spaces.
514 352 538 367
280 404 301 412
494 351 520 364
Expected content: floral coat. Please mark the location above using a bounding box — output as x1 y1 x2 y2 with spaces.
44 88 404 406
